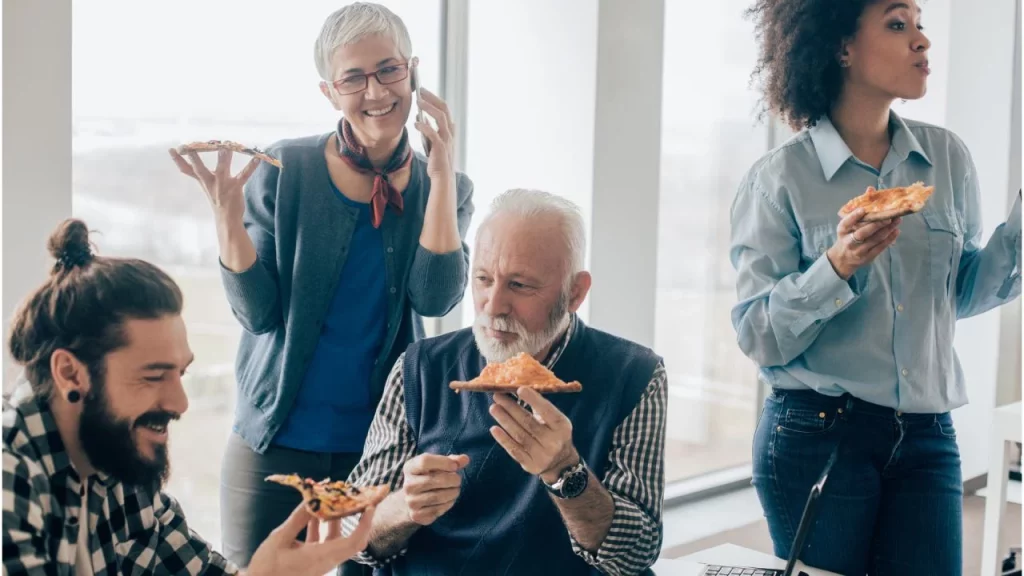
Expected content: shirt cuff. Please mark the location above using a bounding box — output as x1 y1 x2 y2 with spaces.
343 515 407 568
1006 192 1022 247
568 493 659 575
789 252 860 336
209 551 240 575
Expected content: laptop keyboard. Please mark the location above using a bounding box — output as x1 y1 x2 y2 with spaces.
702 566 784 576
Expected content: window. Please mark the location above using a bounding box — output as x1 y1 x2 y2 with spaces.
460 0 599 327
72 0 442 549
655 2 769 484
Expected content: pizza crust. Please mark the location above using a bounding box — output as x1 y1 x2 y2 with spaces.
178 140 282 169
838 181 935 222
265 474 389 520
450 352 582 394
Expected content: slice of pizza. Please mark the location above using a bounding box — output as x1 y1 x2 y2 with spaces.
838 181 935 222
177 140 282 168
265 474 389 520
450 352 582 394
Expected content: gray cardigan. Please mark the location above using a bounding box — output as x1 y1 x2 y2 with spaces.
220 132 474 453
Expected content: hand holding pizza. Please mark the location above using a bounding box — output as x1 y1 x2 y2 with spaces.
826 208 902 280
489 388 580 485
413 87 456 183
244 502 375 576
169 148 260 228
400 453 470 526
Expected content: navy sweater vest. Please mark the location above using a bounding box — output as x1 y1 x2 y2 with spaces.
382 318 660 576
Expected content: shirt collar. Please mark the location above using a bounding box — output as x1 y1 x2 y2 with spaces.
888 110 932 167
542 313 577 369
809 111 932 182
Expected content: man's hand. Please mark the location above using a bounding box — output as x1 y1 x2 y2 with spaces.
401 453 470 526
489 387 579 484
244 503 374 576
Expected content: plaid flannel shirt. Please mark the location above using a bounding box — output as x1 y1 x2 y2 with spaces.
2 380 238 576
344 316 668 575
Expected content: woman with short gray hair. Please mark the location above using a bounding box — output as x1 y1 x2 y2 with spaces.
169 3 474 572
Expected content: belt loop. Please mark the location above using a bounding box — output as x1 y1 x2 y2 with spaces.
838 393 855 421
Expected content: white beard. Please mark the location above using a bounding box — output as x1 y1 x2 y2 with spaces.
472 292 570 364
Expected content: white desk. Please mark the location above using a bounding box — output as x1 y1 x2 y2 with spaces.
981 401 1022 576
652 543 841 576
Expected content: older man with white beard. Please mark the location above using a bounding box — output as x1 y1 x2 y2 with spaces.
342 189 667 576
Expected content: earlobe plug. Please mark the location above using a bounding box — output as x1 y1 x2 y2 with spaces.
67 390 81 403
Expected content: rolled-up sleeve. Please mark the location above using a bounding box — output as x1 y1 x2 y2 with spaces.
218 155 283 335
570 364 667 575
955 152 1022 318
730 175 860 368
343 356 418 567
407 172 474 317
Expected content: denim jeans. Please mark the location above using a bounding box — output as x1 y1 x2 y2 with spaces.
752 388 963 576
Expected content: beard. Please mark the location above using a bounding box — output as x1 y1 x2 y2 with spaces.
473 289 571 364
79 378 174 489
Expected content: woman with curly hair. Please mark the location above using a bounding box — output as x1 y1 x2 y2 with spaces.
730 1 1021 573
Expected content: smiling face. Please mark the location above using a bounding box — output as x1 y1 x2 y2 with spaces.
319 34 414 148
844 0 931 101
78 316 192 487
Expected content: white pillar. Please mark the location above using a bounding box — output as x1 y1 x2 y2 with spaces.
587 0 665 348
2 0 73 388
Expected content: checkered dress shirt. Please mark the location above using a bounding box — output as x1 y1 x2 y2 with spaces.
2 381 238 576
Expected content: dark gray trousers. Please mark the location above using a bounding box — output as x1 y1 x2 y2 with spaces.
219 433 373 576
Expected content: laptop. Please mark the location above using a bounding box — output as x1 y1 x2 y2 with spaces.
652 438 841 576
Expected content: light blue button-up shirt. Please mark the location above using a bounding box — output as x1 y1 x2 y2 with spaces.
730 112 1021 413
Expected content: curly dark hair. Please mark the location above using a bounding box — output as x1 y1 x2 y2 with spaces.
747 0 877 130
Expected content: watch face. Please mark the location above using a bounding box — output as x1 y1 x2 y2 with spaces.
560 469 588 498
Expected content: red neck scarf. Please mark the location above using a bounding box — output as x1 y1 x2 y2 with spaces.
336 118 413 228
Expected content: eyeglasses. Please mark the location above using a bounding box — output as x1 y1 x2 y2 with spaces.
329 62 411 96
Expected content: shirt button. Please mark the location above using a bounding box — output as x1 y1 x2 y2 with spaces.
390 287 397 294
901 368 909 376
897 304 904 312
386 247 394 254
834 299 843 307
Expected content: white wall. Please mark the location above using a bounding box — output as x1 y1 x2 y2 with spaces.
995 0 1022 407
2 0 73 388
942 0 1020 481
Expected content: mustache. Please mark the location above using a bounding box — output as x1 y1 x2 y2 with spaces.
475 313 526 334
133 412 180 428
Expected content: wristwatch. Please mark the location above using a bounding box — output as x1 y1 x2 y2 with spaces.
544 458 589 499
